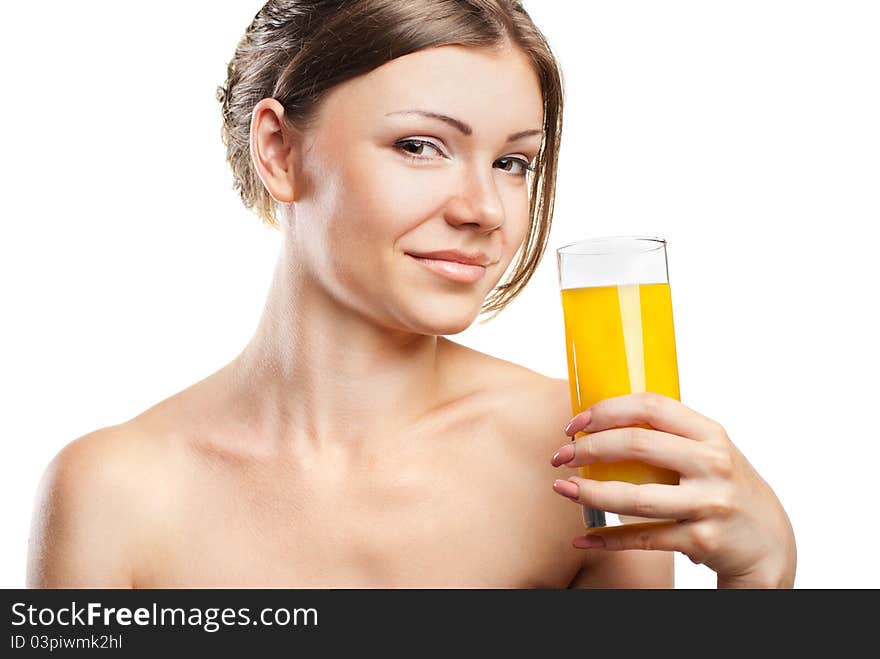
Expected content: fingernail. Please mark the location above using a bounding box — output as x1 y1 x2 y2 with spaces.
551 443 576 467
564 409 591 436
553 479 580 500
573 534 606 549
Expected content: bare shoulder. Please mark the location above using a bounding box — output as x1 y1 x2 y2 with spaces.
441 339 572 443
27 421 177 588
445 342 675 588
496 368 572 453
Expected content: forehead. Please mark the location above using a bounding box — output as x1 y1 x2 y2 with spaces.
314 45 544 135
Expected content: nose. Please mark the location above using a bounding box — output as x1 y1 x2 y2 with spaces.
442 167 505 233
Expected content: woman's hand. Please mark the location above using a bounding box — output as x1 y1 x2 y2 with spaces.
550 392 797 588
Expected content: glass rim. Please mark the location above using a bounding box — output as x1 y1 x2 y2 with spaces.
556 235 666 256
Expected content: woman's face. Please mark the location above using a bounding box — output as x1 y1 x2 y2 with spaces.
288 45 545 335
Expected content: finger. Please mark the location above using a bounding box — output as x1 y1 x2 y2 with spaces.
565 477 699 520
572 520 688 555
565 426 705 476
574 520 716 567
572 392 723 441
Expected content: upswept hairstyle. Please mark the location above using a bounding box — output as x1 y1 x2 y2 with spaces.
217 0 564 320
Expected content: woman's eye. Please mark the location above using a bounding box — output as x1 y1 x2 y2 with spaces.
496 157 535 177
396 139 444 159
395 139 535 177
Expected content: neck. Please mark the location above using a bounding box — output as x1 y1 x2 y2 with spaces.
229 237 447 450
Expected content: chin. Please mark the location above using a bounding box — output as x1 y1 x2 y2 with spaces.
403 297 482 336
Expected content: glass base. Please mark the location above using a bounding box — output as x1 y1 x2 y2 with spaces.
582 506 673 530
583 507 606 528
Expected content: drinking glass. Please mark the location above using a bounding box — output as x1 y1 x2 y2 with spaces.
557 236 681 528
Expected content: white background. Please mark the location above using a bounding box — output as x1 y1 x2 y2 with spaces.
1 1 877 589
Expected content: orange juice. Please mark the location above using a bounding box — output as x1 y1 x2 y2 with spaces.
561 282 680 485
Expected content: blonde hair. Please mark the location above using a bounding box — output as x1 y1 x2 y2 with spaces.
217 0 564 321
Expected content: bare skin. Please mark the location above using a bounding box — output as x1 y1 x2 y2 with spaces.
31 43 665 589
26 342 672 588
26 42 793 588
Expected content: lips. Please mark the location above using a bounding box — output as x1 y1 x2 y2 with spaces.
405 249 492 267
406 253 488 284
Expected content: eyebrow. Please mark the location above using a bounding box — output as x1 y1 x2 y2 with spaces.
385 110 543 143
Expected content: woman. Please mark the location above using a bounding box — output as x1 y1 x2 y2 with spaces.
26 0 795 588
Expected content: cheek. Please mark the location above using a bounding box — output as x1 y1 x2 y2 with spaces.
314 159 437 303
333 155 448 243
499 188 533 257
365 164 452 235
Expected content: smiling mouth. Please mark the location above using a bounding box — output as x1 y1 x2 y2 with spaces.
406 254 488 284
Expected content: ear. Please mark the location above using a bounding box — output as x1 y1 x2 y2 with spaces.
250 98 303 204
